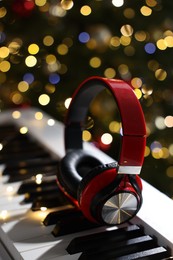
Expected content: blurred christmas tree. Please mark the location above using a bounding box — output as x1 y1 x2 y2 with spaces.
0 0 173 197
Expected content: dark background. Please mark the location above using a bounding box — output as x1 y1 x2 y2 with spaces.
0 0 173 198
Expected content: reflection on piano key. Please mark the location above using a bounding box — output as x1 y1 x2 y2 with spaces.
0 108 173 260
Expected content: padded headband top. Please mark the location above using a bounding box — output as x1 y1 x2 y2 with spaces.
65 76 146 175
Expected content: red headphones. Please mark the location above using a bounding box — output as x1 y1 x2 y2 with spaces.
57 76 146 225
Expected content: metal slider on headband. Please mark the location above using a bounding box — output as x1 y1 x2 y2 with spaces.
118 165 142 175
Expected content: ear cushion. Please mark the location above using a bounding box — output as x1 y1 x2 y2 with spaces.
77 162 118 223
58 149 104 199
77 161 118 201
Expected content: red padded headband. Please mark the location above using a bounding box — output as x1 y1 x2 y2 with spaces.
65 76 146 175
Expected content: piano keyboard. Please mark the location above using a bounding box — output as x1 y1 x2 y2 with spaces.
0 107 173 260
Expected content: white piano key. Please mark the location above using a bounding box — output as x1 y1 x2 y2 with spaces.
20 242 72 260
1 210 53 241
0 194 26 209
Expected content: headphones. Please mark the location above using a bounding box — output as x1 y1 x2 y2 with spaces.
57 76 146 225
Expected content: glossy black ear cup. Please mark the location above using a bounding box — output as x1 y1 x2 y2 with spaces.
58 149 104 199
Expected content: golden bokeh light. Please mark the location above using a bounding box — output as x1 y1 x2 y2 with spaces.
43 35 54 46
18 81 29 92
120 24 133 37
83 130 92 141
0 61 10 72
104 67 116 78
155 69 167 81
89 57 101 68
25 55 37 67
12 111 21 119
28 43 39 55
35 0 47 7
140 6 152 16
35 112 43 120
38 94 50 106
0 46 10 58
20 126 28 134
80 5 92 16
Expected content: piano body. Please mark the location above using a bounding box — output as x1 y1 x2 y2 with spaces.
0 107 173 260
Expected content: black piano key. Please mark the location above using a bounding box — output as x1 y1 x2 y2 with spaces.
43 207 76 226
3 157 58 173
79 235 157 260
21 184 59 203
0 134 39 152
21 187 60 204
52 210 101 237
31 189 71 211
0 149 50 164
1 140 41 153
7 165 58 182
0 132 51 164
114 247 170 260
18 175 57 194
67 224 143 254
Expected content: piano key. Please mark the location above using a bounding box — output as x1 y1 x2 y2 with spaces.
31 189 72 211
113 247 170 260
15 224 116 260
3 157 58 174
43 208 77 226
52 210 101 237
0 149 50 164
21 187 59 204
79 236 159 259
17 175 57 194
7 165 58 183
67 224 144 254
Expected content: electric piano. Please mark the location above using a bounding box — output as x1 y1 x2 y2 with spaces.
0 107 173 260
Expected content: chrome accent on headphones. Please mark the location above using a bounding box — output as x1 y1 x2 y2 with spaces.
101 192 138 225
118 165 142 175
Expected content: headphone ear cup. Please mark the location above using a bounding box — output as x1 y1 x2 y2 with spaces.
92 174 143 225
77 162 118 223
78 169 143 225
57 149 104 199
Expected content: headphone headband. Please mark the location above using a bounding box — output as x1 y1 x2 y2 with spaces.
65 76 146 175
